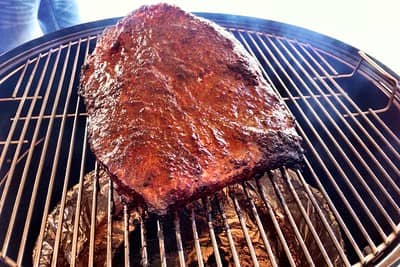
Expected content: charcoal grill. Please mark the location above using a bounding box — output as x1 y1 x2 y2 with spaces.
0 13 399 266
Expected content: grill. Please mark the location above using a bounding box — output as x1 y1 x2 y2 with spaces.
0 14 399 267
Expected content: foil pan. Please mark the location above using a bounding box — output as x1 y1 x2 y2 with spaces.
33 169 344 266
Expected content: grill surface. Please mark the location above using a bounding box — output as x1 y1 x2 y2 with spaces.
0 14 399 267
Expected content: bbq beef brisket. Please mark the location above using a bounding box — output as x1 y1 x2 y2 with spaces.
79 4 303 214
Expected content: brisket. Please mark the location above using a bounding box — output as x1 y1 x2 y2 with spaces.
79 4 303 214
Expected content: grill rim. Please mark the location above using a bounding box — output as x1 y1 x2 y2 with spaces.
0 12 399 267
1 13 399 81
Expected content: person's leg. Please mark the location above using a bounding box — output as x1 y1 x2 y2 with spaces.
0 0 42 53
38 0 81 34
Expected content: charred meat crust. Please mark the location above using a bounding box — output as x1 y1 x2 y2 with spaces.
80 3 303 214
103 131 304 213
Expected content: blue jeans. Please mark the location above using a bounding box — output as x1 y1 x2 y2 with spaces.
0 0 81 53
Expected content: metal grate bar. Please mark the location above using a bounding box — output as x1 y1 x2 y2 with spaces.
293 169 352 266
157 219 167 267
0 139 43 190
10 63 30 98
22 45 69 265
107 178 114 267
174 211 186 267
256 32 392 240
236 30 320 266
242 182 279 267
275 36 399 220
88 162 99 266
281 168 335 267
5 47 60 262
50 41 79 266
267 171 316 267
0 140 28 145
255 176 297 267
32 40 77 264
0 96 42 102
312 48 400 110
70 118 88 267
51 99 80 266
307 44 338 75
302 131 368 261
303 44 400 173
2 51 52 265
204 198 223 267
230 190 260 267
260 33 386 247
216 196 241 267
301 45 400 138
227 32 282 99
190 207 204 267
0 64 24 86
2 36 99 77
11 112 88 121
86 36 98 266
0 57 41 214
70 37 89 265
140 215 149 266
281 92 344 101
123 204 131 267
235 30 367 260
0 253 17 267
269 36 400 209
0 37 86 71
4 52 54 93
369 109 400 145
294 41 400 188
300 46 400 198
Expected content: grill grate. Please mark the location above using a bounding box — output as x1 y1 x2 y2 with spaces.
0 16 399 266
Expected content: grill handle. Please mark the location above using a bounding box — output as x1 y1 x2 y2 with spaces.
358 51 399 88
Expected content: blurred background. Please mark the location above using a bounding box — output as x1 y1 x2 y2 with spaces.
0 0 399 73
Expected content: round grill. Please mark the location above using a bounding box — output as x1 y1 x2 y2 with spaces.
0 14 399 266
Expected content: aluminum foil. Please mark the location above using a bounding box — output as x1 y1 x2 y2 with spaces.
180 187 282 267
33 168 344 266
259 169 344 266
179 169 344 266
32 169 140 266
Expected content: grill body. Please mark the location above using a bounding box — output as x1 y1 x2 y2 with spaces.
0 14 399 266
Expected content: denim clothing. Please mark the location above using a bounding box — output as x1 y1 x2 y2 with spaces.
0 0 80 53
